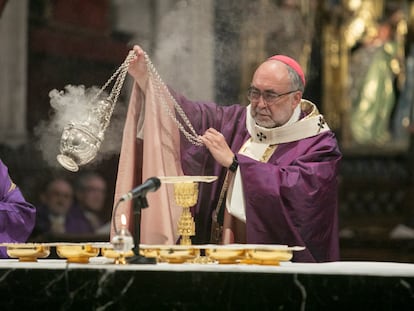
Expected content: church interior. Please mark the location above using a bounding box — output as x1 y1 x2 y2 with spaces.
1 0 414 309
1 0 414 267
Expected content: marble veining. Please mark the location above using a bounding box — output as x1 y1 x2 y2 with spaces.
293 273 307 311
0 261 413 310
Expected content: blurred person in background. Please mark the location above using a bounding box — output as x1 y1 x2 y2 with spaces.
31 177 75 239
73 171 110 235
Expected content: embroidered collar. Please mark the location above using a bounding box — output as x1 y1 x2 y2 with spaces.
246 99 330 144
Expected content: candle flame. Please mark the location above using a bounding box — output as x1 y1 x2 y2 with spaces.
121 214 127 226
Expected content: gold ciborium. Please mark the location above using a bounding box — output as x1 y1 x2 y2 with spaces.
174 182 198 245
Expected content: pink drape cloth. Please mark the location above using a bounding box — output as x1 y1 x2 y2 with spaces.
112 80 184 244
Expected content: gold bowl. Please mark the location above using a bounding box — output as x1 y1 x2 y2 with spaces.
101 248 135 264
56 243 100 263
243 245 304 265
139 248 159 259
6 243 50 262
157 245 199 263
244 248 291 265
205 245 246 264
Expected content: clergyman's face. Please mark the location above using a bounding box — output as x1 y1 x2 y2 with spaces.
249 60 301 128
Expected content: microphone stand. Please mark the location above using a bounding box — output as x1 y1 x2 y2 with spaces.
127 195 156 264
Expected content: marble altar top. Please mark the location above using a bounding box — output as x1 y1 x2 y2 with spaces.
1 259 413 277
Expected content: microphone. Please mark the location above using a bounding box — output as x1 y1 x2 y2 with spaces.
120 177 161 202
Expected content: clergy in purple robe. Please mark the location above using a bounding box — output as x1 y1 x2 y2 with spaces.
0 159 36 258
125 47 341 262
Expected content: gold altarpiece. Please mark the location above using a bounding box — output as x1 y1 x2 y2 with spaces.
238 0 413 154
322 0 412 152
238 0 315 105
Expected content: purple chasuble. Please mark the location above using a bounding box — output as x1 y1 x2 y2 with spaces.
174 92 341 262
0 160 36 258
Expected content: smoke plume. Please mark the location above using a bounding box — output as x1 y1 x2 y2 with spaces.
34 84 127 169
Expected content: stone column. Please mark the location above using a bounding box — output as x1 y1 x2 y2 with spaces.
111 0 215 101
0 0 28 147
153 0 215 101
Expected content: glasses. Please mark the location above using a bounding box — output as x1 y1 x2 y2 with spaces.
247 87 298 106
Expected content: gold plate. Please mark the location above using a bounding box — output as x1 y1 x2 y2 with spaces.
244 244 304 265
244 249 292 265
205 245 246 264
205 249 245 264
137 244 305 265
56 243 100 263
5 244 50 262
153 245 199 263
205 244 304 265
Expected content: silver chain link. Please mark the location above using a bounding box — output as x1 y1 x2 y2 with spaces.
91 50 136 105
92 50 202 146
143 52 203 146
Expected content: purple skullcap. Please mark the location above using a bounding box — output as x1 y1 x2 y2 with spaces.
268 55 306 86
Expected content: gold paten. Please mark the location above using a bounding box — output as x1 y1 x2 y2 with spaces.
56 244 100 263
6 244 50 262
243 245 305 265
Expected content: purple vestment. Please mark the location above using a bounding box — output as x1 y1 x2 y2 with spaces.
32 204 96 238
0 160 36 258
174 93 341 262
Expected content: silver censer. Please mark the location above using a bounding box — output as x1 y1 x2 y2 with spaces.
57 51 134 172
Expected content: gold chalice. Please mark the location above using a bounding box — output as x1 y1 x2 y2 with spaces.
174 182 198 246
159 176 218 246
158 176 217 245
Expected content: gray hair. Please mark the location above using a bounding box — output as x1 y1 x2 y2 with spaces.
285 65 305 93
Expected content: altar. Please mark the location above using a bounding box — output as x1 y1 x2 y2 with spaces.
1 259 413 310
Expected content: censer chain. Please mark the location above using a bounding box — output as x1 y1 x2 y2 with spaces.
91 50 136 105
90 50 203 146
144 52 203 146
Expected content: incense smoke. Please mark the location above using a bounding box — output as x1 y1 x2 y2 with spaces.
34 84 127 169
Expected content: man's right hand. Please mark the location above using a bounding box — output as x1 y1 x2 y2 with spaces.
128 45 149 92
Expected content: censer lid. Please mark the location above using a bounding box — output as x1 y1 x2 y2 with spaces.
57 154 79 172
